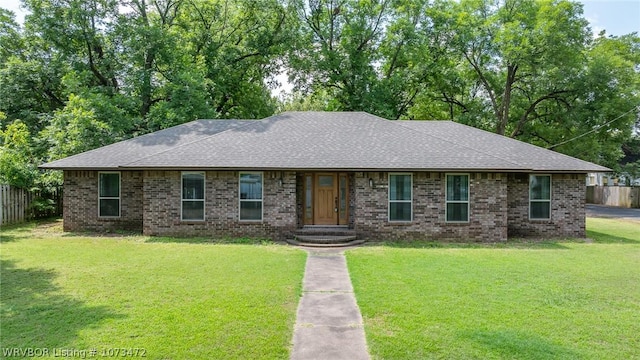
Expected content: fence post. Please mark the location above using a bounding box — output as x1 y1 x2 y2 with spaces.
0 185 5 225
0 184 63 225
632 188 640 208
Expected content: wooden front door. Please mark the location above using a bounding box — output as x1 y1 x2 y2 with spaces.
303 172 349 226
314 173 338 225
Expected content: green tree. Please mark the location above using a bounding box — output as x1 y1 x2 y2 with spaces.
413 0 590 132
1 0 638 175
544 33 640 166
409 0 639 166
288 0 442 119
0 8 67 135
173 0 292 119
23 0 121 92
0 115 39 188
0 8 24 63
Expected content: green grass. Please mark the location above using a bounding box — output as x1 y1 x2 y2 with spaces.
1 220 307 359
586 217 640 243
347 218 640 359
2 218 638 359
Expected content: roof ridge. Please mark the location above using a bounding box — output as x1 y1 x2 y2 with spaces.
122 119 257 167
394 120 525 169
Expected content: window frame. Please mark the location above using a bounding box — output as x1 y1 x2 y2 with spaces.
239 171 263 222
445 173 470 223
388 173 413 223
181 171 206 222
98 171 121 218
529 174 552 221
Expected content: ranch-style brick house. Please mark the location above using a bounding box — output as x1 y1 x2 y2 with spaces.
41 111 609 242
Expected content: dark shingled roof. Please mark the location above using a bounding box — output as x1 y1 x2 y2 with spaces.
41 119 252 169
41 111 610 172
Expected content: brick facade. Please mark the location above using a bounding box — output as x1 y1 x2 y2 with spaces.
62 170 586 241
142 170 297 239
63 170 143 232
507 173 586 238
353 172 509 241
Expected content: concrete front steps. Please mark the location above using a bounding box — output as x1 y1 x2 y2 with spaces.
287 226 365 248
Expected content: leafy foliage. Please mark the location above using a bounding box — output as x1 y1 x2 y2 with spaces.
0 0 638 189
0 0 291 189
0 116 39 188
287 0 442 119
408 0 639 167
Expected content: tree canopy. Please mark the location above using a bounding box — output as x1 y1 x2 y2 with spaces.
1 0 638 189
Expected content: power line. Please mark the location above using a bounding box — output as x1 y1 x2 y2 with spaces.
548 106 639 149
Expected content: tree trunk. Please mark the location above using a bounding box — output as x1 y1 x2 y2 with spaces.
141 49 155 118
496 64 517 135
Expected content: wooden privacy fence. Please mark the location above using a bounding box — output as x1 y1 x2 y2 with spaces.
0 185 62 226
586 186 640 208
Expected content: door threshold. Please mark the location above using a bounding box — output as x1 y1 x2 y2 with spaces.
302 225 349 228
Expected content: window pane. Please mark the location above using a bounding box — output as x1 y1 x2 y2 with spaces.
240 201 262 220
390 175 411 201
318 175 333 187
305 175 312 219
530 202 550 219
240 173 262 200
183 173 204 200
447 175 468 201
182 201 204 220
446 203 469 222
390 202 411 221
99 173 119 197
339 176 347 215
530 175 551 200
99 199 119 217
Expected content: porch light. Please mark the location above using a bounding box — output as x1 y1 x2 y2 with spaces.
369 178 375 188
278 178 283 187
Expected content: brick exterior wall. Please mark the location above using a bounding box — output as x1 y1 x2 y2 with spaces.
353 172 509 241
143 170 297 239
63 170 143 232
62 170 586 241
507 173 586 238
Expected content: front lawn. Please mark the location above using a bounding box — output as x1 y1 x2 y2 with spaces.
347 218 640 359
0 221 306 359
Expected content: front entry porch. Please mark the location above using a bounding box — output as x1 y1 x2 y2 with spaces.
288 225 364 247
301 172 350 226
293 172 359 246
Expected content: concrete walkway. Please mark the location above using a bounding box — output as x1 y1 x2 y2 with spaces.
290 249 370 360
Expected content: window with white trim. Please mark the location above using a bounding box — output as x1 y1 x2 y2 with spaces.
99 172 120 217
182 172 205 221
240 172 263 221
389 173 412 222
530 175 551 220
446 174 469 222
